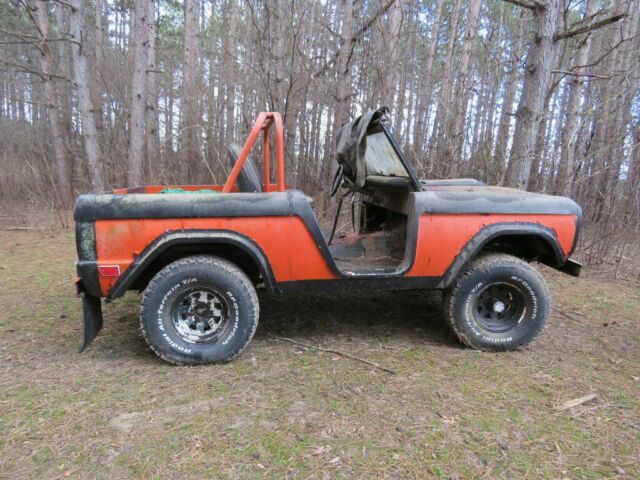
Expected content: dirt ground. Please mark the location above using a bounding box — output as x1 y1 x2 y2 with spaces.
0 229 638 479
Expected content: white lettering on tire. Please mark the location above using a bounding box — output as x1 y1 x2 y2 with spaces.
221 291 239 346
511 275 538 320
156 280 196 354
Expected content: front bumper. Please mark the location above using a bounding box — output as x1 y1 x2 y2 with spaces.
76 279 103 352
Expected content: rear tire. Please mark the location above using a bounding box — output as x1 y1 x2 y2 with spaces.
443 253 550 351
140 255 259 365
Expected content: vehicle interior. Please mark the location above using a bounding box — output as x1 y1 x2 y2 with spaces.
227 111 419 276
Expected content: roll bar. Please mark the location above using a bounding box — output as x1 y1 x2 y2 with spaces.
222 112 285 193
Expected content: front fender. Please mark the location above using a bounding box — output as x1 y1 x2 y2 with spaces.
439 223 566 288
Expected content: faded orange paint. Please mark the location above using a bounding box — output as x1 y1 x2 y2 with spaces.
94 216 337 295
94 212 577 295
406 214 577 277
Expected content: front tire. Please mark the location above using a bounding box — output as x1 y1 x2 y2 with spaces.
443 253 550 351
140 255 259 365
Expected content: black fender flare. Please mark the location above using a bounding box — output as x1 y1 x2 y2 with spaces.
439 223 566 289
106 229 278 301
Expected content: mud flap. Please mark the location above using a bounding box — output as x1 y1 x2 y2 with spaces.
77 281 103 353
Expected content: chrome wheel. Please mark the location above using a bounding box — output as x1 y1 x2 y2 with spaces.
170 288 229 344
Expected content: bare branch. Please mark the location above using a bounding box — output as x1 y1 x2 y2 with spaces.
50 0 77 11
268 334 397 375
318 19 341 41
552 69 612 79
0 37 79 46
353 0 397 42
501 0 543 11
0 58 72 82
554 13 626 42
568 36 628 70
313 0 396 79
0 28 38 40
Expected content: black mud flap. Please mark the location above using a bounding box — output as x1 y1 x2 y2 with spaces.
554 258 582 277
77 281 103 353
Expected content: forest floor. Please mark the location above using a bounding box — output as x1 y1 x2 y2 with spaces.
0 229 638 479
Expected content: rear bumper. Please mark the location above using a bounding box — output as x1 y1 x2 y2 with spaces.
76 279 103 352
553 258 582 277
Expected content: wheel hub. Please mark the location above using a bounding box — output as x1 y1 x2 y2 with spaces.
171 288 228 343
474 282 526 333
492 301 506 313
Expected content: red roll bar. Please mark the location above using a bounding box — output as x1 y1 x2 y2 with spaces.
222 112 285 193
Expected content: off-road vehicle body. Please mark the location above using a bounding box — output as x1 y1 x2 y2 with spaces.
75 109 582 364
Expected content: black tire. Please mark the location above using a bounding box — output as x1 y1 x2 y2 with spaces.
443 253 550 351
140 255 259 365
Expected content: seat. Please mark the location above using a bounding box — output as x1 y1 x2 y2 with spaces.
227 143 262 193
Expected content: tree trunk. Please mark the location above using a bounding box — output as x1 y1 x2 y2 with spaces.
205 0 218 174
379 0 403 108
54 4 73 139
444 0 482 176
33 0 72 204
430 0 462 162
89 0 104 132
146 0 160 178
223 0 238 144
127 0 150 186
334 0 354 130
554 0 596 196
69 0 105 192
180 0 200 166
396 0 415 140
412 0 443 156
324 0 354 182
495 12 525 182
505 0 561 189
529 11 567 192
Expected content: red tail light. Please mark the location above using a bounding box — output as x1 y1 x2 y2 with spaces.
98 265 121 277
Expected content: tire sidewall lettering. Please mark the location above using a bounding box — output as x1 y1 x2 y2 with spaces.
510 275 538 320
221 291 240 346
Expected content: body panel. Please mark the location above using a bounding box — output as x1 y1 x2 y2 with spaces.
94 216 337 296
408 213 576 277
85 211 577 297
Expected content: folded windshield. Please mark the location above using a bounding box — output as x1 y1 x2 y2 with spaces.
365 132 409 178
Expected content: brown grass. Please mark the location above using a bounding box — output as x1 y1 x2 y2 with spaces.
0 229 638 479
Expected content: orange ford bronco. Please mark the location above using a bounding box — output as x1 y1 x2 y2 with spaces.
75 108 582 364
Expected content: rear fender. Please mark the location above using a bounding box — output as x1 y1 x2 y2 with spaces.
106 229 278 300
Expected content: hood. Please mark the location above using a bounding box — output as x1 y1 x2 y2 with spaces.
418 180 582 216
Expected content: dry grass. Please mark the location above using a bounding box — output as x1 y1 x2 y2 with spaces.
0 229 638 479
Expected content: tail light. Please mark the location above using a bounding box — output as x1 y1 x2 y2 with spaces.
98 265 121 277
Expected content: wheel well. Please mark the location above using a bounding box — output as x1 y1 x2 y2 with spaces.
478 234 561 266
130 243 264 293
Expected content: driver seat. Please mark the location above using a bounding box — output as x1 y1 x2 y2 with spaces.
227 143 262 193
